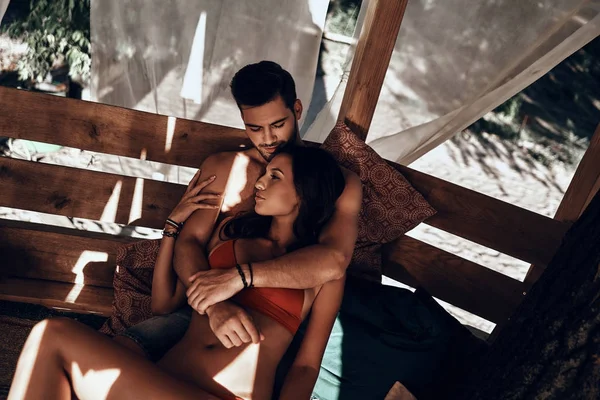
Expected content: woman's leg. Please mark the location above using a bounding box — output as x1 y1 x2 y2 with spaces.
9 319 71 399
9 317 220 400
112 335 147 357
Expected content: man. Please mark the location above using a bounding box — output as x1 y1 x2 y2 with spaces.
117 60 362 356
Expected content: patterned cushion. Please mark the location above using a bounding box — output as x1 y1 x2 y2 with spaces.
321 121 436 280
99 239 159 336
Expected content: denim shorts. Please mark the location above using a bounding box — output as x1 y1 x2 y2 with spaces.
118 306 192 361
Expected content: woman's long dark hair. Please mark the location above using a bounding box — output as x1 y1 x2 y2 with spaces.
223 146 345 251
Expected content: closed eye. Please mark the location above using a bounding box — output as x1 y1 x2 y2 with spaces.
272 122 285 129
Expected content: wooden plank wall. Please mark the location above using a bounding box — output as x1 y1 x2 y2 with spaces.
0 86 251 168
0 86 575 324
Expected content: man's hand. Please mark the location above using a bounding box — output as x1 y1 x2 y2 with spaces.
186 268 245 314
205 301 264 348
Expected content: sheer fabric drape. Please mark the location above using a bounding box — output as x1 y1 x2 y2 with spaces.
4 0 598 164
304 0 600 165
90 0 328 129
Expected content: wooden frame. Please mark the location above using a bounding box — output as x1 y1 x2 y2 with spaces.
0 0 598 334
523 124 600 287
0 85 578 326
338 0 409 141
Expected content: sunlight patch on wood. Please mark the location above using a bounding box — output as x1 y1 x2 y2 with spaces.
100 180 122 223
128 149 148 223
71 251 109 285
128 177 144 224
165 116 176 153
64 250 109 304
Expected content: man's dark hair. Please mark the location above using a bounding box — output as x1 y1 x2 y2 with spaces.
230 61 297 110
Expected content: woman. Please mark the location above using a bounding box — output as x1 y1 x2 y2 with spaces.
9 147 346 400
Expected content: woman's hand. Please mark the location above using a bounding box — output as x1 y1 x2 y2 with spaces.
167 169 221 225
205 301 264 348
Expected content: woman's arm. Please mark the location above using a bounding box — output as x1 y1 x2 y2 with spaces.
151 171 221 315
279 276 346 399
151 224 188 315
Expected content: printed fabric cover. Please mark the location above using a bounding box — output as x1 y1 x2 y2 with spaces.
321 121 436 280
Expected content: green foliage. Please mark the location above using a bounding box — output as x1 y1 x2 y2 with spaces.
1 0 90 83
326 0 362 36
495 96 523 120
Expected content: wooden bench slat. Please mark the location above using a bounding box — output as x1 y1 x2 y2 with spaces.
0 86 568 268
0 157 185 229
394 164 570 267
0 277 113 316
0 220 133 287
0 86 251 168
382 236 524 323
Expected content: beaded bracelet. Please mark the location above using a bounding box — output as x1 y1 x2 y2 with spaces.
162 229 178 239
248 262 254 288
165 218 184 231
235 263 248 289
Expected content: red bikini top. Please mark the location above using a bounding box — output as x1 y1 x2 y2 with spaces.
208 240 304 334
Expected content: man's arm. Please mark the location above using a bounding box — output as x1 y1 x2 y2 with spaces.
249 169 362 288
184 169 361 314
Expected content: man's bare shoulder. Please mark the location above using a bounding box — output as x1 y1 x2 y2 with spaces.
201 149 263 174
340 167 361 193
337 167 362 214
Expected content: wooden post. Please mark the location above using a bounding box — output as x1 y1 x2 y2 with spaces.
453 189 600 399
523 123 600 287
490 124 600 342
338 0 409 142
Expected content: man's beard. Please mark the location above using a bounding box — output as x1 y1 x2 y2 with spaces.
258 120 299 161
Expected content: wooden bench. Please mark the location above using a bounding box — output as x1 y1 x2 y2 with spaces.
3 86 595 333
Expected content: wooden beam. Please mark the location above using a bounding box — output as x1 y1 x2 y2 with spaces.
524 123 600 287
382 236 524 323
0 86 250 168
0 220 133 287
553 123 600 223
454 190 600 399
393 162 570 267
0 157 186 229
338 0 409 141
0 278 114 316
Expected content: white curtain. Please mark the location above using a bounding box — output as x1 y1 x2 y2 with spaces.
304 0 600 165
7 0 598 165
90 0 329 129
0 0 9 26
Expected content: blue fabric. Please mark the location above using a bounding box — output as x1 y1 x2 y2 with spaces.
312 279 452 400
275 277 475 400
119 306 192 361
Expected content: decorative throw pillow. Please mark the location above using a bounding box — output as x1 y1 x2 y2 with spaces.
321 121 436 280
99 239 159 336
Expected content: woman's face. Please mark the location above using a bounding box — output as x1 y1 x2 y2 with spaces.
254 153 299 218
